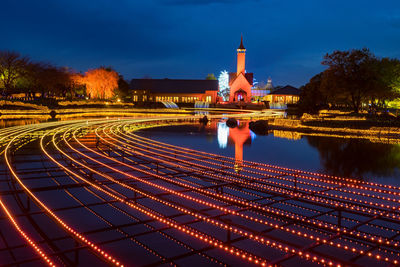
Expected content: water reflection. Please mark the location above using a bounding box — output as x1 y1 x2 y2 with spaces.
6 116 398 180
213 120 400 180
0 118 48 128
306 136 400 178
273 130 302 140
217 122 229 148
218 120 252 173
8 115 392 181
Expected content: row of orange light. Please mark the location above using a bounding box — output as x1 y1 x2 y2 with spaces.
0 121 92 266
117 125 400 221
126 121 400 193
70 122 347 266
76 121 392 265
66 131 226 267
125 122 400 206
133 129 400 205
51 119 400 266
118 124 400 212
111 121 397 253
63 131 303 265
0 116 248 265
111 123 400 225
48 122 271 267
56 166 170 264
70 128 227 266
110 127 400 258
67 123 304 266
108 121 398 247
119 122 400 257
112 122 400 264
101 121 400 260
110 139 400 262
69 126 351 266
0 193 56 266
7 121 125 266
119 122 400 247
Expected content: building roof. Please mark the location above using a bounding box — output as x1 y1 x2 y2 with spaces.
269 85 300 96
229 72 253 85
238 35 245 50
130 79 218 94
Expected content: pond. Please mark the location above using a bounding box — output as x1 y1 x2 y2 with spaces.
138 119 400 186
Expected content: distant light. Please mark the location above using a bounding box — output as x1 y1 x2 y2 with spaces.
117 98 121 102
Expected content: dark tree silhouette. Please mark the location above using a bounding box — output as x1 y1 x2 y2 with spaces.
299 49 400 114
298 73 325 114
322 48 377 113
115 75 130 101
0 51 30 94
21 63 70 97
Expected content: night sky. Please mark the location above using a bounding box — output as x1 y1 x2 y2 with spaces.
1 0 400 87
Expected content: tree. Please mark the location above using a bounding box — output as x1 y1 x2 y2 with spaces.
321 49 400 112
206 73 217 80
66 72 87 99
114 75 130 101
0 51 30 94
20 62 70 98
321 48 377 113
38 65 70 97
372 58 400 108
218 70 229 101
79 67 119 99
298 73 325 114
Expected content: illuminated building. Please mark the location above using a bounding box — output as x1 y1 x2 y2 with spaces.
130 79 218 103
266 85 300 107
229 36 253 102
251 77 273 101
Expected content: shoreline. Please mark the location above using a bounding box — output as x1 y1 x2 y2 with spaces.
1 107 400 143
269 117 400 143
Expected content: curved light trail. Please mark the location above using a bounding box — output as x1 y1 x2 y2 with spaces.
0 116 399 266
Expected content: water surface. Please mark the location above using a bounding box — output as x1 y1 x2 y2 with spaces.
138 120 400 186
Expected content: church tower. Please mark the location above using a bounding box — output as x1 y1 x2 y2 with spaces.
237 35 246 75
229 35 253 102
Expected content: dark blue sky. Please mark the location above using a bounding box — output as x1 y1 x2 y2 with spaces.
1 0 400 87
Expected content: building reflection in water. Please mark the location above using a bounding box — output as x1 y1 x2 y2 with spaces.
214 120 400 180
217 122 229 149
217 120 252 173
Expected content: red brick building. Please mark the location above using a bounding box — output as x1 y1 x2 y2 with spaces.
229 36 253 102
